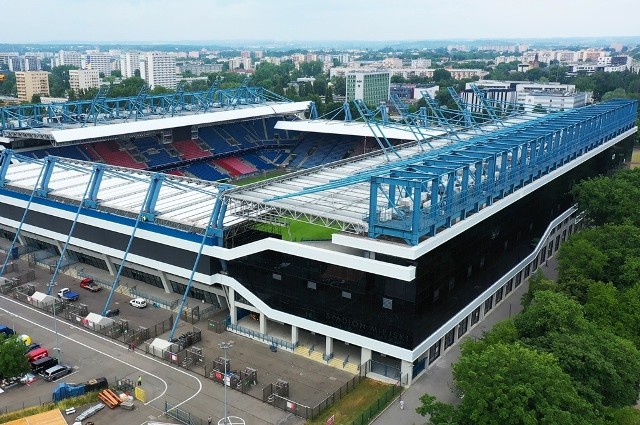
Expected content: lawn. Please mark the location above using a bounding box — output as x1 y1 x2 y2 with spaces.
255 218 338 241
306 379 396 425
233 169 289 186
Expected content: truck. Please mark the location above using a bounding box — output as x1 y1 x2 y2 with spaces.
57 288 79 301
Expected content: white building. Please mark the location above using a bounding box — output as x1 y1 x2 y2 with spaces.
120 52 140 79
54 50 82 68
410 58 432 68
521 92 588 112
139 52 177 90
124 53 138 77
346 70 391 105
82 52 111 77
69 69 100 92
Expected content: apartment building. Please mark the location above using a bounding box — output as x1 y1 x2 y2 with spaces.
69 69 100 92
15 71 50 101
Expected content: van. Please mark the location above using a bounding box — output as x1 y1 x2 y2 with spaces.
31 356 58 374
26 347 48 362
43 365 70 382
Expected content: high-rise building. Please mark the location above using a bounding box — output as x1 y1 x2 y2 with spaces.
82 52 111 76
139 52 177 89
15 71 50 101
23 55 42 71
120 52 140 79
55 50 82 68
346 71 391 105
69 69 100 93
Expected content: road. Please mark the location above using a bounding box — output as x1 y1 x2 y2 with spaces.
0 294 302 425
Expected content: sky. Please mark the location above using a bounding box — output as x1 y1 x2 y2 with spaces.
2 0 639 44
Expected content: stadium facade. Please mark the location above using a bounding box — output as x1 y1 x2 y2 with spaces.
0 94 637 384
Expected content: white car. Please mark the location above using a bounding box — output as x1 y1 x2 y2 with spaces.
129 298 147 308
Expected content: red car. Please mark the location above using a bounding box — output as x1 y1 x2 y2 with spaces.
80 278 101 292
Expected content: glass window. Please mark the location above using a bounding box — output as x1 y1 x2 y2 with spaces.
457 317 468 337
505 279 513 294
382 298 393 310
428 340 441 364
495 287 504 303
471 307 480 325
444 328 455 349
307 281 317 290
484 297 493 314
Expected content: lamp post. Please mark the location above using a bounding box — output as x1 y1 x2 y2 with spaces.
52 299 61 363
218 341 233 425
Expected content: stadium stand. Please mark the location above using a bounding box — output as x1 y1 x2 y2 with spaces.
92 140 145 169
173 139 213 160
184 162 229 181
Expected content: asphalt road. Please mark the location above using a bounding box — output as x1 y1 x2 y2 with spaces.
0 294 303 425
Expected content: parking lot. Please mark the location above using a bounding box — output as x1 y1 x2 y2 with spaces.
0 244 354 424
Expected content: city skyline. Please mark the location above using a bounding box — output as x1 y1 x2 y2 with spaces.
3 0 639 44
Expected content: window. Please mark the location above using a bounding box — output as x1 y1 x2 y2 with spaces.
495 287 504 303
471 307 481 325
428 340 441 364
307 281 317 290
444 328 455 349
515 272 522 287
382 298 393 310
505 279 513 294
342 291 351 299
457 317 469 337
484 297 493 314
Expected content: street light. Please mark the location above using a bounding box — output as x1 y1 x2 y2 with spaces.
218 341 233 425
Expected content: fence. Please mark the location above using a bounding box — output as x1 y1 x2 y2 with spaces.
165 401 208 425
130 286 179 310
226 322 296 351
346 384 402 425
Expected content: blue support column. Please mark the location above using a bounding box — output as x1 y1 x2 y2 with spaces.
141 173 165 222
368 179 379 239
0 149 13 188
36 156 57 197
101 183 156 316
46 172 95 295
0 162 46 277
84 165 106 209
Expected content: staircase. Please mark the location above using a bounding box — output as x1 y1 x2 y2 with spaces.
294 345 360 375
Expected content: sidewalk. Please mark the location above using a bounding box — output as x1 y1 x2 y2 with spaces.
371 257 559 425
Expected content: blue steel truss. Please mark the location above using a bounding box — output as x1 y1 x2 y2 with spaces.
0 86 292 134
367 99 637 245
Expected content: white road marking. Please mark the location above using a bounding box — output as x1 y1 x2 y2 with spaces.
0 295 202 408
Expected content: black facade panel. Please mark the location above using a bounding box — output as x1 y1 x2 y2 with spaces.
0 204 217 275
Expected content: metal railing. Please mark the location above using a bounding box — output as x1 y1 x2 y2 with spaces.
226 322 296 350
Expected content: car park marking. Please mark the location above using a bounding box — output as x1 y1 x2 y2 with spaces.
0 295 203 408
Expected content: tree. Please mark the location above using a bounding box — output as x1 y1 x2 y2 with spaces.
514 291 589 341
0 335 31 378
110 70 122 78
432 68 452 83
30 94 41 104
521 270 556 308
451 343 598 425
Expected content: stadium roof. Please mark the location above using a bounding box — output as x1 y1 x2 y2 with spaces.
3 101 310 145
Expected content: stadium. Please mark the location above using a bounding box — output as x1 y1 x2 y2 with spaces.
0 84 637 385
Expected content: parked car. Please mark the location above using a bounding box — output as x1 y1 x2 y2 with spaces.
31 356 58 374
20 372 37 385
43 365 71 382
0 325 15 337
104 308 120 317
79 278 101 292
25 343 41 353
57 288 79 301
25 347 48 362
129 298 147 309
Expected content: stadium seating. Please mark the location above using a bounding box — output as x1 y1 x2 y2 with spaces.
92 140 145 169
173 139 213 160
213 156 257 177
184 162 229 181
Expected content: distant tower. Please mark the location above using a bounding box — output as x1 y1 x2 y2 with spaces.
531 53 540 69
